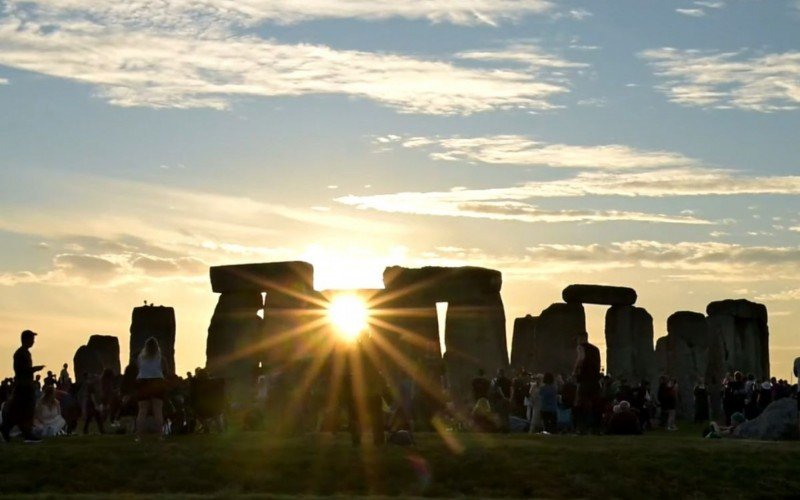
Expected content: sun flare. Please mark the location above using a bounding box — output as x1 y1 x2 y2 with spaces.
328 295 369 342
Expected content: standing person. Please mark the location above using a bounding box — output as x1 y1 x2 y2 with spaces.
58 363 72 391
471 369 490 403
136 337 166 442
80 373 106 434
665 378 678 431
539 373 558 434
573 332 601 434
693 378 710 423
1 330 45 443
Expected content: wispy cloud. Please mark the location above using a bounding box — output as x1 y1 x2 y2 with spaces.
20 0 554 27
0 77 8 85
676 8 706 17
641 48 800 111
376 134 696 169
0 2 577 114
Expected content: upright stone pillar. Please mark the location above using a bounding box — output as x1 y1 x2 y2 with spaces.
666 311 709 419
130 305 176 376
706 299 769 380
510 315 538 370
532 303 586 378
605 305 654 382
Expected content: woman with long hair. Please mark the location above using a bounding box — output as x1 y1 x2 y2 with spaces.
34 384 66 437
135 337 166 441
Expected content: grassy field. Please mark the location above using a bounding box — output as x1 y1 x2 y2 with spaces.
1 425 799 498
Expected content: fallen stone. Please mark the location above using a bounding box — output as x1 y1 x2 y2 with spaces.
210 261 314 294
562 284 637 306
734 398 799 441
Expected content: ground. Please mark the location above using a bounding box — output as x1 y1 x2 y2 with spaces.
1 425 799 498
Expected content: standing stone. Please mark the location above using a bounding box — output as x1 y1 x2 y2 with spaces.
130 305 176 376
605 305 654 383
655 336 669 379
706 299 769 380
73 345 103 384
86 335 121 375
563 284 637 306
510 315 538 370
382 266 507 409
666 311 709 419
207 292 263 403
531 303 586 378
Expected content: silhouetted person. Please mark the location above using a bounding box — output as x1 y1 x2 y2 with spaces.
573 331 601 434
694 378 710 422
492 368 512 400
58 363 72 391
136 337 167 441
1 330 45 442
607 401 641 435
343 336 385 446
80 373 106 434
471 369 490 402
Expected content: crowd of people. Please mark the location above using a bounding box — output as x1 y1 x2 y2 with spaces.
2 328 798 445
466 333 800 437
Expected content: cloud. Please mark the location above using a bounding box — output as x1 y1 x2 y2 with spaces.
694 1 725 8
0 77 8 85
676 8 706 17
0 2 576 114
640 48 800 112
336 188 711 225
19 0 554 27
757 288 800 301
335 166 800 225
377 134 696 169
130 255 207 277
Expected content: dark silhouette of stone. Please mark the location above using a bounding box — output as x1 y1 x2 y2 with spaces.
655 336 668 378
605 305 654 382
665 311 708 419
130 305 176 376
706 299 769 381
73 345 103 384
210 261 314 294
207 292 263 402
381 265 507 408
734 398 799 441
510 315 538 370
562 284 637 306
531 303 585 377
86 335 121 375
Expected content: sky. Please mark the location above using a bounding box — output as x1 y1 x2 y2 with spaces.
0 0 799 379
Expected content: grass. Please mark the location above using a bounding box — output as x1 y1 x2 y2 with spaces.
1 425 799 498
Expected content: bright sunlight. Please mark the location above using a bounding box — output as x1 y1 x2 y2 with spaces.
327 294 369 342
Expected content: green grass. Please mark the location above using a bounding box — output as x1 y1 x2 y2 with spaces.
1 425 799 498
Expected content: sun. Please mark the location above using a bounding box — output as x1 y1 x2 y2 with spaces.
328 294 369 342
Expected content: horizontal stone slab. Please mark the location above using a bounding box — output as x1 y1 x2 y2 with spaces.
210 261 314 293
383 266 502 301
562 284 637 306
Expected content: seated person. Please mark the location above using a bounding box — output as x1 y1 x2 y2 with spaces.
607 400 641 435
471 397 502 432
34 385 66 437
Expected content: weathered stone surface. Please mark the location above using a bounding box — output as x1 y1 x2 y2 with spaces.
531 303 585 377
86 335 121 375
210 261 314 294
444 292 508 407
73 345 103 384
207 292 263 403
734 398 799 441
706 299 769 381
383 266 502 301
666 311 709 419
706 299 768 321
562 284 637 306
130 305 176 376
510 315 538 370
605 305 654 383
655 336 669 378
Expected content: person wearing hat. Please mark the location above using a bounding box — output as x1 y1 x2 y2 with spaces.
1 330 45 443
